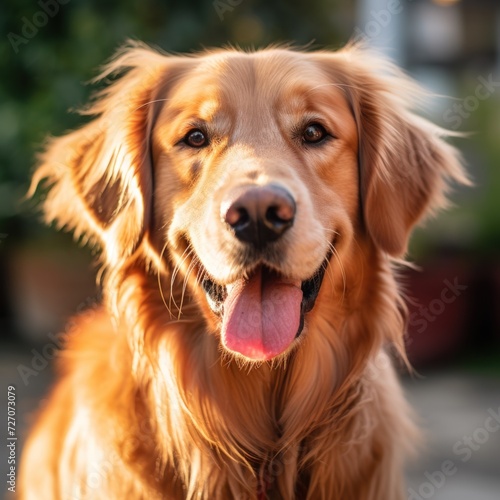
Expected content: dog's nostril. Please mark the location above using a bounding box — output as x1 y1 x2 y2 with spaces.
233 208 250 230
225 206 250 229
265 204 294 230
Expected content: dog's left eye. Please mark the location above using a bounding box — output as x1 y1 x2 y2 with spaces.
302 123 327 144
184 129 208 148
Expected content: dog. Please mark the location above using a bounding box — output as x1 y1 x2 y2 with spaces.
20 42 468 499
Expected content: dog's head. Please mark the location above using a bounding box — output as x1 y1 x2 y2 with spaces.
33 42 468 362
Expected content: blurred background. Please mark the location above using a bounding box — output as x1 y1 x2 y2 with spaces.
0 0 499 498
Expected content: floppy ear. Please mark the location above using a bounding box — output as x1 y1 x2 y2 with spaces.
316 47 469 256
31 43 177 264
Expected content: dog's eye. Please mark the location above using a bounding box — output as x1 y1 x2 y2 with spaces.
184 129 208 148
303 123 327 144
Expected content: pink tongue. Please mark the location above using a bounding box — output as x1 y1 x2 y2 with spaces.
221 269 303 360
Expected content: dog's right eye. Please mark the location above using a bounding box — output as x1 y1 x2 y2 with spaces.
302 123 327 144
184 129 208 148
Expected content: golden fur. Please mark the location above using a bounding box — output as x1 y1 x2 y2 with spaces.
20 42 468 499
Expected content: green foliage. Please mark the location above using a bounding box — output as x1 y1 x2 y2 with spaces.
1 0 344 229
2 1 498 254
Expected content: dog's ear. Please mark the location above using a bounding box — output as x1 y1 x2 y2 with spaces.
315 47 469 256
31 43 184 264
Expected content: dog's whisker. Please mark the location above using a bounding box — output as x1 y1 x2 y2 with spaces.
178 256 198 320
322 246 337 300
331 245 347 304
177 261 192 319
170 246 193 313
194 257 207 287
178 250 197 318
325 238 346 301
157 240 174 319
319 227 345 303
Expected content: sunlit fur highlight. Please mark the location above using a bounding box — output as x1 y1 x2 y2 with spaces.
20 41 468 500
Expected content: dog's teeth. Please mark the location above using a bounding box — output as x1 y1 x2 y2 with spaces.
206 293 219 312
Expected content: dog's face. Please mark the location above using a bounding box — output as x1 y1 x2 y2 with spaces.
34 45 467 362
153 51 359 360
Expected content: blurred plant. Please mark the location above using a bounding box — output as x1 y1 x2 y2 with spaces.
410 72 500 258
3 0 498 256
1 0 345 242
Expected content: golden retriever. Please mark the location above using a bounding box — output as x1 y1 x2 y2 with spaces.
20 42 468 499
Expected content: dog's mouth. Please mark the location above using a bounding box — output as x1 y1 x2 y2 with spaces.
201 253 331 361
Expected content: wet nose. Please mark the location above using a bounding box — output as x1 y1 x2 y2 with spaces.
221 184 296 247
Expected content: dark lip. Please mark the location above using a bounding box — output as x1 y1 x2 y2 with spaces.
201 249 332 338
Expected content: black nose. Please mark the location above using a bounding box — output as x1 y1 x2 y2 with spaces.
222 184 296 247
